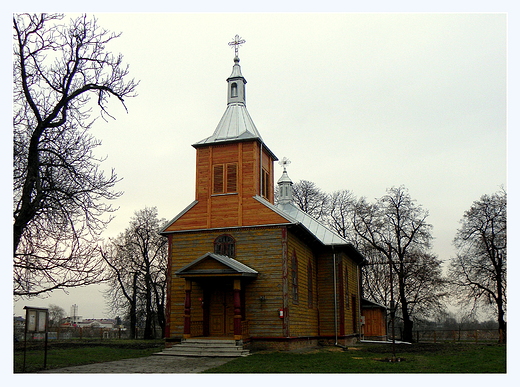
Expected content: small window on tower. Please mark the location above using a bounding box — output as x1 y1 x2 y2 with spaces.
213 164 224 194
227 163 237 192
213 163 238 194
261 169 270 199
231 83 238 98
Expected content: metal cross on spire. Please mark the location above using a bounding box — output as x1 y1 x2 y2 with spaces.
228 34 246 58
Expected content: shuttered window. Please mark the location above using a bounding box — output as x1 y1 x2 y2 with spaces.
213 164 224 194
213 163 238 194
261 168 269 199
227 163 237 192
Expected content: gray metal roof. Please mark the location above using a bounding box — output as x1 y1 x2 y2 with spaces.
193 102 262 146
277 201 350 246
253 196 350 246
175 252 258 277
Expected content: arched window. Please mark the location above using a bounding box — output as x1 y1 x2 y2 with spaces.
307 259 313 309
214 235 236 257
231 82 238 98
291 250 298 303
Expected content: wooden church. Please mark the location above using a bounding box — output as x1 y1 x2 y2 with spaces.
161 38 366 350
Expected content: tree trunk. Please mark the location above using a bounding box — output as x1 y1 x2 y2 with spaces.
399 280 414 343
143 273 154 339
129 272 138 339
153 283 166 338
496 268 506 343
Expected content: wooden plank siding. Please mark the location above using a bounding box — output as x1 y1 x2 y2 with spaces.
316 249 361 337
285 231 319 337
167 226 287 339
163 140 288 233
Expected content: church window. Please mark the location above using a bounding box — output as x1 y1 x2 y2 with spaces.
227 163 237 192
345 265 350 309
261 168 270 199
307 259 313 308
214 235 235 257
213 163 238 194
231 82 238 98
213 164 224 193
291 250 298 303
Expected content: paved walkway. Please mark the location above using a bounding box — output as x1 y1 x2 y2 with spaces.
39 355 235 373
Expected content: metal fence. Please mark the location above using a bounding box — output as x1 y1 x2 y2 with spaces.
14 326 164 342
412 329 502 343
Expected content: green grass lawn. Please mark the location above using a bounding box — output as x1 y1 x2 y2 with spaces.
14 341 506 373
13 340 164 373
203 343 506 373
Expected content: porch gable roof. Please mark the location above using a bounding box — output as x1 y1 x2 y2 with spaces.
175 252 258 278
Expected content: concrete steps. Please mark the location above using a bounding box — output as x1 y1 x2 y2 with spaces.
155 338 250 357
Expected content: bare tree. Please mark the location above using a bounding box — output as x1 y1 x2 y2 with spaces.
103 207 168 339
48 304 66 327
353 186 445 342
448 189 506 343
13 13 138 297
327 189 357 241
398 251 447 320
101 238 140 339
291 180 330 221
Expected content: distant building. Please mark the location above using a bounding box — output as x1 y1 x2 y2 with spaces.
77 319 116 329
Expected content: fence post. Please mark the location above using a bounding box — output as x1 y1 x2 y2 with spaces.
416 330 419 343
433 330 437 343
475 330 478 343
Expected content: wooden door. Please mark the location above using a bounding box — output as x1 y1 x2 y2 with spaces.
209 288 234 337
363 309 385 337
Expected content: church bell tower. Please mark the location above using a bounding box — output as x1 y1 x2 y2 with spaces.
185 35 280 229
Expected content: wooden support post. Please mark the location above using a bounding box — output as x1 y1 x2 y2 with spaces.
183 280 192 339
233 279 242 340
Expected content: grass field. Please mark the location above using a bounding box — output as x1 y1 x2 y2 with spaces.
13 339 164 373
14 341 506 373
204 343 506 373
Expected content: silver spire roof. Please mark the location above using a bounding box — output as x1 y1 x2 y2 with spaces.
193 55 265 147
194 102 263 145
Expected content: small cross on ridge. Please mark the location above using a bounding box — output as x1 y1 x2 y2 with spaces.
279 157 291 172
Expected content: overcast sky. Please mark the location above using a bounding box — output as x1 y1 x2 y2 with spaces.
10 11 510 319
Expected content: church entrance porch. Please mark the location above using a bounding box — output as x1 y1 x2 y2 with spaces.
182 277 249 341
174 252 258 341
